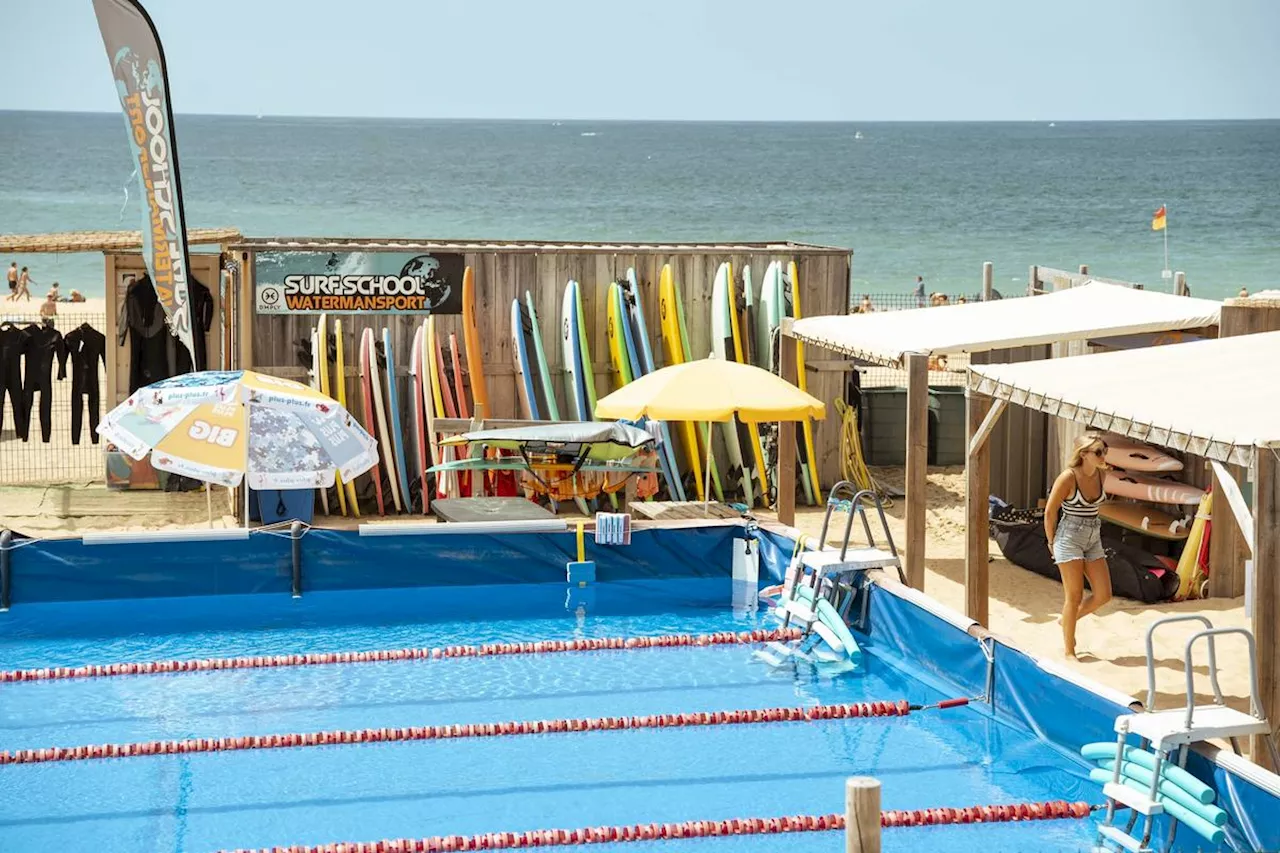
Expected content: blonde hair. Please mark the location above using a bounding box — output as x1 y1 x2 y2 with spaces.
1068 433 1107 469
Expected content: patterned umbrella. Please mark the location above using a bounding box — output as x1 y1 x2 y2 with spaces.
98 370 378 490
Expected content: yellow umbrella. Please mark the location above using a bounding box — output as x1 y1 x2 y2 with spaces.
594 358 824 510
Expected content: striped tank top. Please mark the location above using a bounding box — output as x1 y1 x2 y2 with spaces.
1060 470 1105 518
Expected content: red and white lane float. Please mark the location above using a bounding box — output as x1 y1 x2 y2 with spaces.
0 629 803 685
0 699 971 766
212 801 1097 852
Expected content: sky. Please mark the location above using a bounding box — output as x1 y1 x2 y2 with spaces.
6 0 1280 121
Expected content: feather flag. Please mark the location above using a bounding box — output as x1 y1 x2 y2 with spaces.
1151 205 1167 231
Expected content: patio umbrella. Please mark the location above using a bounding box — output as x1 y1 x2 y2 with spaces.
98 370 379 527
594 358 825 512
439 421 654 462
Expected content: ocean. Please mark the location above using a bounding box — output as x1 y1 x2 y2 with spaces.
1 111 1278 300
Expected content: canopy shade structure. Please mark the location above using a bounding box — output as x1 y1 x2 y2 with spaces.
791 281 1222 367
968 330 1280 467
594 358 825 424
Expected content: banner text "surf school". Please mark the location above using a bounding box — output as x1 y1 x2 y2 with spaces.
281 274 439 311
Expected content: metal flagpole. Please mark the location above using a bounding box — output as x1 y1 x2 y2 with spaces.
1162 203 1171 282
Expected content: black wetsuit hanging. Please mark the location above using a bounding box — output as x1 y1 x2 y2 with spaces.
65 324 106 445
21 322 67 443
0 322 30 441
119 276 172 393
174 276 215 374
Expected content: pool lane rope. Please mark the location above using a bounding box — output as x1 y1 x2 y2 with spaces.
214 801 1098 852
0 698 972 766
0 629 803 684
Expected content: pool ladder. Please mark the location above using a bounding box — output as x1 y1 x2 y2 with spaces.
1093 615 1277 853
773 482 903 651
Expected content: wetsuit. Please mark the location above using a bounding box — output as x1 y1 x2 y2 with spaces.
119 277 171 393
21 323 67 442
0 323 30 440
64 324 106 445
174 276 215 373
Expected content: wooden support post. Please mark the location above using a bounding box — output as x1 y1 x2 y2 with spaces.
845 777 881 853
238 250 255 370
1078 264 1089 276
1251 445 1279 770
1027 264 1039 295
904 353 929 590
965 391 1005 626
778 319 798 526
981 262 993 301
1174 271 1187 296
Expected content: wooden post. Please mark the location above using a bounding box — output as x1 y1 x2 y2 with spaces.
238 250 255 370
1174 271 1187 296
981 262 993 301
1212 297 1280 599
778 319 798 526
904 353 929 590
1027 265 1038 295
1078 264 1089 275
964 381 1002 626
845 777 881 853
1252 444 1279 770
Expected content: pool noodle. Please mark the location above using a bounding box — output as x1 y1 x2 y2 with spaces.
1087 768 1225 844
1080 742 1211 801
1095 758 1214 807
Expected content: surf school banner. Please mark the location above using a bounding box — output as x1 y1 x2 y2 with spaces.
93 0 197 361
254 251 466 314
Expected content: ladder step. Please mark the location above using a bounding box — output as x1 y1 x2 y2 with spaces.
1104 782 1164 817
1097 824 1153 853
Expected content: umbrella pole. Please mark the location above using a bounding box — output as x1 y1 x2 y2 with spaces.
704 421 713 517
206 482 213 528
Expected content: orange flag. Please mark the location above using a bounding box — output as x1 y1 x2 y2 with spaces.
1151 205 1167 231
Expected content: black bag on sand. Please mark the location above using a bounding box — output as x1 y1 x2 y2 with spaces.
990 508 1177 604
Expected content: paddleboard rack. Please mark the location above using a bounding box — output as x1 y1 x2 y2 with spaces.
1093 615 1277 853
757 481 902 669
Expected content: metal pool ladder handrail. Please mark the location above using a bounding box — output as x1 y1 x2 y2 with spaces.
817 480 905 585
1143 615 1224 713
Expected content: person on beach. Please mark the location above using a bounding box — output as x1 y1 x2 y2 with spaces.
913 276 925 307
1044 433 1113 659
14 267 33 301
48 282 61 302
1239 287 1250 298
40 292 58 319
6 262 16 298
69 289 85 303
860 294 874 313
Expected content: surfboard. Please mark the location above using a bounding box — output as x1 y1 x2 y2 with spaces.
410 323 429 514
562 281 589 419
425 318 456 500
332 319 360 516
786 261 822 506
383 328 412 507
434 329 463 497
710 264 753 505
316 314 348 515
574 283 600 417
526 291 560 419
358 329 386 515
1098 501 1190 541
755 263 777 372
462 266 490 420
606 282 632 388
368 329 402 512
1174 490 1212 598
1105 470 1205 505
512 299 539 419
310 326 330 516
726 262 769 506
418 321 438 513
624 269 686 503
741 265 757 368
1103 436 1183 473
658 264 705 501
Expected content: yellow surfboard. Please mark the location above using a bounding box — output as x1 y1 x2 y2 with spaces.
461 267 489 419
658 265 707 501
726 262 769 503
606 282 632 388
1174 491 1212 599
317 314 348 516
332 319 360 516
788 261 822 503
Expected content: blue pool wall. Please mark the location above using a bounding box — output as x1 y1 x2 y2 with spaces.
2 521 1277 850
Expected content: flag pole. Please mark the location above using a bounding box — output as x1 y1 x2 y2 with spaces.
1162 203 1171 282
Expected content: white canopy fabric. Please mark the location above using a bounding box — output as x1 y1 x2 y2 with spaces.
968 330 1280 466
791 281 1222 367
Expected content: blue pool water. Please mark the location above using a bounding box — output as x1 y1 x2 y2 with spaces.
0 578 1103 852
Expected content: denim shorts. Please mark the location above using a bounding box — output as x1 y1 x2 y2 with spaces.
1053 515 1105 563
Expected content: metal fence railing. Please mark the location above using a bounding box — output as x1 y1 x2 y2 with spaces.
0 311 108 485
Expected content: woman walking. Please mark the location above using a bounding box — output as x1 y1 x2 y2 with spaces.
1044 433 1113 659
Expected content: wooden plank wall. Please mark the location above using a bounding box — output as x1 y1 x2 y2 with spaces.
977 346 1050 507
249 249 851 491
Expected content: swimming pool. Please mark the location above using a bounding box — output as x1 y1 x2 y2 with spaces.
0 523 1276 852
